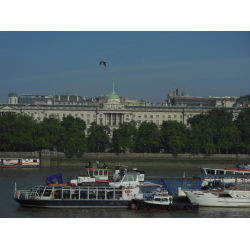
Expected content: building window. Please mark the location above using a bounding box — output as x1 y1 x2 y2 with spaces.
81 114 84 117
126 114 129 117
180 115 183 118
156 120 159 125
156 115 159 118
174 115 177 119
31 113 34 116
57 113 59 117
100 119 103 124
162 115 165 118
87 119 90 124
138 114 141 118
63 113 66 117
45 113 47 117
87 114 90 118
144 120 147 123
93 114 96 117
75 114 78 117
168 115 171 119
133 115 135 118
138 120 141 124
150 120 153 123
144 115 147 118
150 115 153 118
100 114 102 118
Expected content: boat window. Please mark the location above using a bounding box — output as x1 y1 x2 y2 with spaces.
106 190 114 200
104 170 108 176
154 198 161 201
206 170 211 174
115 175 123 182
162 198 168 202
54 188 62 199
98 190 105 200
246 186 250 191
80 189 88 199
89 189 96 199
71 189 79 199
169 198 172 202
210 170 215 175
115 190 122 200
123 174 137 182
94 170 98 176
235 172 243 175
226 171 234 175
217 170 224 175
244 173 250 175
63 190 70 199
89 170 93 176
99 170 103 176
43 189 52 197
37 187 45 196
219 193 232 197
239 186 246 191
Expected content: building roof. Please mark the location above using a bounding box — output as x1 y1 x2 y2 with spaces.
107 92 120 100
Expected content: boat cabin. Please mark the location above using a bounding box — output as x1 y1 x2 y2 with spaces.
151 195 173 205
200 167 250 176
85 168 113 181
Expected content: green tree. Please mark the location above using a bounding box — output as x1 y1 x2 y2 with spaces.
217 126 241 154
87 121 109 152
36 114 64 151
112 120 138 153
234 107 250 154
0 113 38 151
136 122 161 153
60 115 87 156
161 120 187 155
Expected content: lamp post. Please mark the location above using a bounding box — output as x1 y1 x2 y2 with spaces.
98 143 100 152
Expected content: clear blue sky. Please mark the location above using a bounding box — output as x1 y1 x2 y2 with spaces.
0 31 249 104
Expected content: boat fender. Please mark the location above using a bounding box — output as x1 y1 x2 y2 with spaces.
125 189 130 194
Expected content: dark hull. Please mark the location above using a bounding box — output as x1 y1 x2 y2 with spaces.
14 198 130 208
131 199 199 211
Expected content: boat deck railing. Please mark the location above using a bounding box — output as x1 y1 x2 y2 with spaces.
14 190 40 200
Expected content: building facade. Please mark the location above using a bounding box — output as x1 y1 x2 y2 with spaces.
1 91 242 138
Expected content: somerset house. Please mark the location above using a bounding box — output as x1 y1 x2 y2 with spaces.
1 88 245 138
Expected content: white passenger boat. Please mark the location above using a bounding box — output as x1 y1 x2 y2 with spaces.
14 168 158 208
184 183 250 207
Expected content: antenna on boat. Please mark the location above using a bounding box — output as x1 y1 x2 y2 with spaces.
15 182 16 192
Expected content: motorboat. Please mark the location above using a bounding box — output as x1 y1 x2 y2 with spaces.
184 183 250 207
131 189 199 211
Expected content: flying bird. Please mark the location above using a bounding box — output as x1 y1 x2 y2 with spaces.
100 61 106 67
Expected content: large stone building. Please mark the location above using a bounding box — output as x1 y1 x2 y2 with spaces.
1 90 242 138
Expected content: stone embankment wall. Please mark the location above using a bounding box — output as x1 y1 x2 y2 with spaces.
1 151 250 167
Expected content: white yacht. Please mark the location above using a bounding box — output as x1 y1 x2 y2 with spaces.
184 184 250 207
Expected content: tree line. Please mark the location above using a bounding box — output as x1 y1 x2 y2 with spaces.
0 107 249 156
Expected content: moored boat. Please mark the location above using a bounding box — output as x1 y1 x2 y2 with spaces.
131 191 199 211
184 183 250 207
14 168 158 208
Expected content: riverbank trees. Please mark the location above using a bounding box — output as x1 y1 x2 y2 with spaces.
0 108 249 155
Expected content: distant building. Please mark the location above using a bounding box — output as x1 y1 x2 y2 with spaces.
1 89 243 141
165 88 237 107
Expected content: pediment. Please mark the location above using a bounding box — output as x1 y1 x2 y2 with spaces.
0 106 16 111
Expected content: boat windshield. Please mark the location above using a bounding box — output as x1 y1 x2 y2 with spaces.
115 174 124 182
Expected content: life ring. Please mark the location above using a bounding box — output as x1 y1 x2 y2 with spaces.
125 189 130 194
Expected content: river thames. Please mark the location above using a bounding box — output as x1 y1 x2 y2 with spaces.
1 163 250 218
